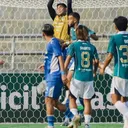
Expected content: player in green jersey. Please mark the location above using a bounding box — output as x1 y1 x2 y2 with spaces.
65 25 99 128
100 16 128 128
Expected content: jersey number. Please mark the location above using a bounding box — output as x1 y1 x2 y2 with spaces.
81 52 90 68
119 45 128 63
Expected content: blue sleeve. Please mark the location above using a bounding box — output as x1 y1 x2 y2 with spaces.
51 39 62 57
107 36 116 54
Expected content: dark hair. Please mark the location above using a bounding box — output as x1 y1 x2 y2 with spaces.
57 3 67 8
76 25 88 41
69 12 80 22
113 16 128 31
42 24 54 36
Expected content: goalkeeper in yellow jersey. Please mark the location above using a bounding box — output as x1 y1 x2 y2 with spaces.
47 0 73 43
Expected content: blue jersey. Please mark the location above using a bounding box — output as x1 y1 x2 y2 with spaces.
44 38 62 82
107 32 128 79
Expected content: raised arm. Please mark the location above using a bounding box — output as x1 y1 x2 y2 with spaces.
67 0 73 15
47 0 56 20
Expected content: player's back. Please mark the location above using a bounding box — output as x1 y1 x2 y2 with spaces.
44 38 62 81
71 40 98 81
110 33 128 79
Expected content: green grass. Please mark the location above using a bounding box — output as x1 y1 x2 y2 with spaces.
0 124 123 128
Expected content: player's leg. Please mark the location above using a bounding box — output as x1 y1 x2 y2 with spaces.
45 80 64 128
45 97 55 128
82 81 95 128
69 93 80 128
83 99 92 128
69 79 84 128
110 77 128 128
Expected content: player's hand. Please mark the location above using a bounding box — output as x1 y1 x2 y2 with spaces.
61 74 68 84
93 71 96 77
38 64 44 72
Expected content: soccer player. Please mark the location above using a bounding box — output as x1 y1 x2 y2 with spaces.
100 16 128 128
65 25 99 128
67 12 98 88
47 0 72 43
62 12 99 127
42 24 67 128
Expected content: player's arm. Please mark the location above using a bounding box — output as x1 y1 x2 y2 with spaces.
47 0 56 20
100 36 115 75
88 28 98 41
90 34 98 41
58 56 67 83
67 0 73 15
93 46 99 76
100 53 113 75
93 59 99 77
64 43 74 70
64 55 72 70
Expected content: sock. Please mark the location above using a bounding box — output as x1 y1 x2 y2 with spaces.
47 115 54 127
64 117 69 122
115 101 128 115
70 108 78 116
84 115 91 125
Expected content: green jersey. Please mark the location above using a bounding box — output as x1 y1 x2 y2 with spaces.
107 32 128 79
68 40 99 81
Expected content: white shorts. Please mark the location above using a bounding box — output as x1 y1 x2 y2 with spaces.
69 62 74 71
110 76 128 97
70 78 95 99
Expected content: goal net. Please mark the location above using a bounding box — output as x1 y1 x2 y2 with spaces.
0 0 128 123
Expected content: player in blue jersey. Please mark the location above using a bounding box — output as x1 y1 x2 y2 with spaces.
100 16 128 128
65 25 99 128
42 24 67 128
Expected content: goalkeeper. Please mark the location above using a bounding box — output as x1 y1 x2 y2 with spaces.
47 0 73 43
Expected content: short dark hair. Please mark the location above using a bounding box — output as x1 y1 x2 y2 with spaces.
69 12 80 22
42 24 54 36
76 25 88 41
113 16 128 31
57 3 67 8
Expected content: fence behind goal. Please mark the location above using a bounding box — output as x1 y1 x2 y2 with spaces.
0 0 128 123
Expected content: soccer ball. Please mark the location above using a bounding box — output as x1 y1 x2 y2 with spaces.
36 80 46 95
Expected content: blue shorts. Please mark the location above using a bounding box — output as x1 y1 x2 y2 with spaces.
45 79 63 100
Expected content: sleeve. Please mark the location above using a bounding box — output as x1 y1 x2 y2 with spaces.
67 43 75 57
67 0 73 15
107 36 116 54
88 28 96 36
47 0 56 20
51 39 62 57
93 46 99 60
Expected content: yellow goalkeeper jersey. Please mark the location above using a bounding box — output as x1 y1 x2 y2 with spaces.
53 15 70 42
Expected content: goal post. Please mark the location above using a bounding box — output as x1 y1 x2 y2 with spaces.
0 0 128 123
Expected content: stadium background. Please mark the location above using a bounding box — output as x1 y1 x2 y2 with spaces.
0 0 128 127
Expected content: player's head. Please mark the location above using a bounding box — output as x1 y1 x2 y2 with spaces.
68 12 80 27
76 25 88 41
56 3 67 16
113 16 128 32
42 24 54 38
